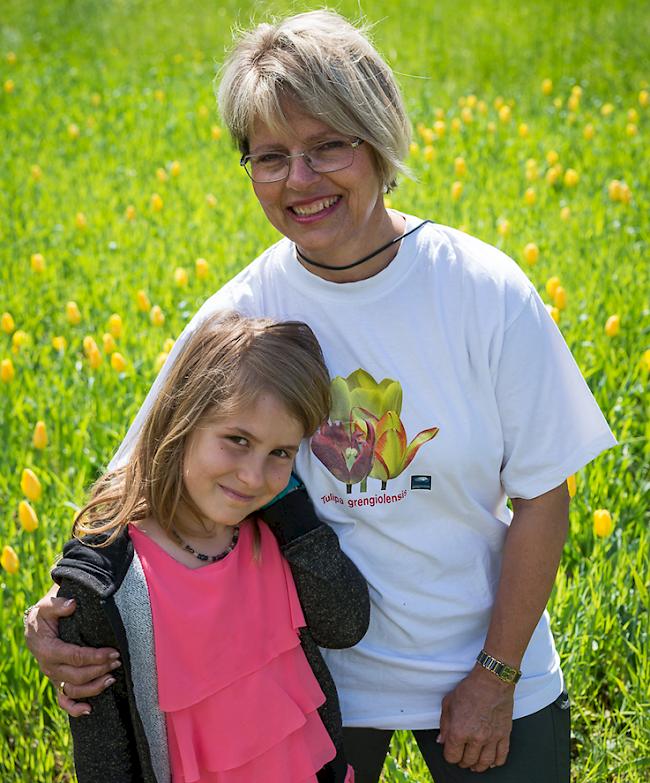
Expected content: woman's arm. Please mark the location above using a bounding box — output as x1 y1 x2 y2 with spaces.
437 482 570 773
262 488 370 648
57 579 142 782
24 585 120 716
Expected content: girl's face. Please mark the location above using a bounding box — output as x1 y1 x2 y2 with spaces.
181 393 304 531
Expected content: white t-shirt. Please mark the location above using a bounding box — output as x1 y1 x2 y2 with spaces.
112 216 616 729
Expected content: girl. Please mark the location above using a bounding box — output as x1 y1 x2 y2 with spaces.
52 312 367 783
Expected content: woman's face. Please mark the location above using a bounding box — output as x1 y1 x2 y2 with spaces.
247 101 390 269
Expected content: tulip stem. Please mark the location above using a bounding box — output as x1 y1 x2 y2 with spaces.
381 481 387 490
346 484 352 494
360 478 367 493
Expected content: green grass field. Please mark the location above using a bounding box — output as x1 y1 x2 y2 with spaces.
1 1 648 780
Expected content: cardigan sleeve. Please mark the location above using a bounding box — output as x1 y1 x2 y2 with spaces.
262 488 370 649
58 579 146 783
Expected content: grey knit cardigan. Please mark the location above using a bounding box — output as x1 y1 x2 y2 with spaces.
52 489 370 783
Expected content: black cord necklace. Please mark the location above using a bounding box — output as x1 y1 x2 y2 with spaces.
295 220 432 272
171 525 240 563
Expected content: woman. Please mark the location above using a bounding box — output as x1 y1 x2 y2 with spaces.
26 10 615 782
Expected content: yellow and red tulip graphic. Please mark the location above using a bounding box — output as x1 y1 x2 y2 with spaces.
363 410 439 489
311 419 376 493
330 369 402 423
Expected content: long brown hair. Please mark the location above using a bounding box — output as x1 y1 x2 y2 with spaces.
73 312 330 545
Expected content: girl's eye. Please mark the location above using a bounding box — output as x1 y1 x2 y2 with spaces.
226 435 248 447
271 449 292 459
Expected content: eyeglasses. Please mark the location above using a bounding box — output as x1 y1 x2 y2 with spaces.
240 138 364 183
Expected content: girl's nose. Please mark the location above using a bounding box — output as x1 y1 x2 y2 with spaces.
237 456 266 490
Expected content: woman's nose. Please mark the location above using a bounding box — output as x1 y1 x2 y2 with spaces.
285 154 321 188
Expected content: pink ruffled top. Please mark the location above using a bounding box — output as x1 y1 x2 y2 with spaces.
129 521 336 783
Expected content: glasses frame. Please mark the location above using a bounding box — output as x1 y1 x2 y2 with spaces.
240 138 365 184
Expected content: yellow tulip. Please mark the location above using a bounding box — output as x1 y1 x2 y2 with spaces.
640 350 650 373
545 167 561 186
205 193 217 208
451 181 463 201
174 267 189 287
4 79 15 93
605 314 620 337
546 150 559 165
163 338 175 353
111 352 127 372
154 352 169 373
541 78 553 95
523 243 539 265
19 500 39 532
627 108 639 123
31 253 45 272
102 333 117 354
66 301 81 325
420 127 434 144
546 276 561 298
433 120 445 138
88 346 102 369
450 117 462 133
566 475 577 499
32 421 48 450
466 94 477 108
564 168 579 187
125 204 136 221
494 96 505 109
67 123 80 139
211 125 222 140
583 124 595 140
151 193 164 211
156 167 168 183
524 188 536 206
498 105 511 124
518 123 529 138
6 51 17 65
477 100 488 115
150 305 165 327
454 157 467 177
170 160 181 177
1 358 15 383
52 335 67 352
75 212 87 230
567 94 580 112
136 289 151 312
108 313 123 338
423 145 435 162
549 306 560 325
639 90 649 108
619 183 632 204
1 546 19 574
30 163 42 181
154 89 165 102
554 286 567 310
560 206 572 221
497 219 511 238
21 468 42 501
1 312 15 333
90 92 101 106
83 336 99 356
625 123 637 137
409 142 420 157
601 103 614 117
461 107 473 124
593 509 614 538
12 330 29 353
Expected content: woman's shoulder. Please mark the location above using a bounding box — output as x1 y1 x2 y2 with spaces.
413 219 537 325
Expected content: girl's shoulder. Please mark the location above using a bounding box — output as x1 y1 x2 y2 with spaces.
52 526 134 597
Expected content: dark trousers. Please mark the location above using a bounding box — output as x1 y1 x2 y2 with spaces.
343 692 571 783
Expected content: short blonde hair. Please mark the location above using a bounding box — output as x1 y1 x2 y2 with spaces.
74 312 331 545
217 10 411 192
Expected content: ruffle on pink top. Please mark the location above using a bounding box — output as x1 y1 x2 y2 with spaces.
130 521 336 783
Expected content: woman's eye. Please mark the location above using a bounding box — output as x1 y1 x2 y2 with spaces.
257 153 285 165
315 139 347 153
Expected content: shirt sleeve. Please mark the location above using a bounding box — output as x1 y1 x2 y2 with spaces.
496 287 617 499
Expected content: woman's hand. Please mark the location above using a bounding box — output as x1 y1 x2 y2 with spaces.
438 665 514 772
24 587 120 717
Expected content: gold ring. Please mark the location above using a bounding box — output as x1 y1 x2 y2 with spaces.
57 681 66 694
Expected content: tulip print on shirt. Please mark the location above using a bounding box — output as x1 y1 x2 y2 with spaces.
311 369 439 494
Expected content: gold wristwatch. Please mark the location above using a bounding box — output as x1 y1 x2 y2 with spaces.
476 649 522 684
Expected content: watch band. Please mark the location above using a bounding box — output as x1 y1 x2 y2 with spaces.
476 649 522 684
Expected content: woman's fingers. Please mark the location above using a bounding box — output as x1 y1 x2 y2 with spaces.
57 690 92 718
59 673 117 701
37 637 119 683
50 656 120 689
